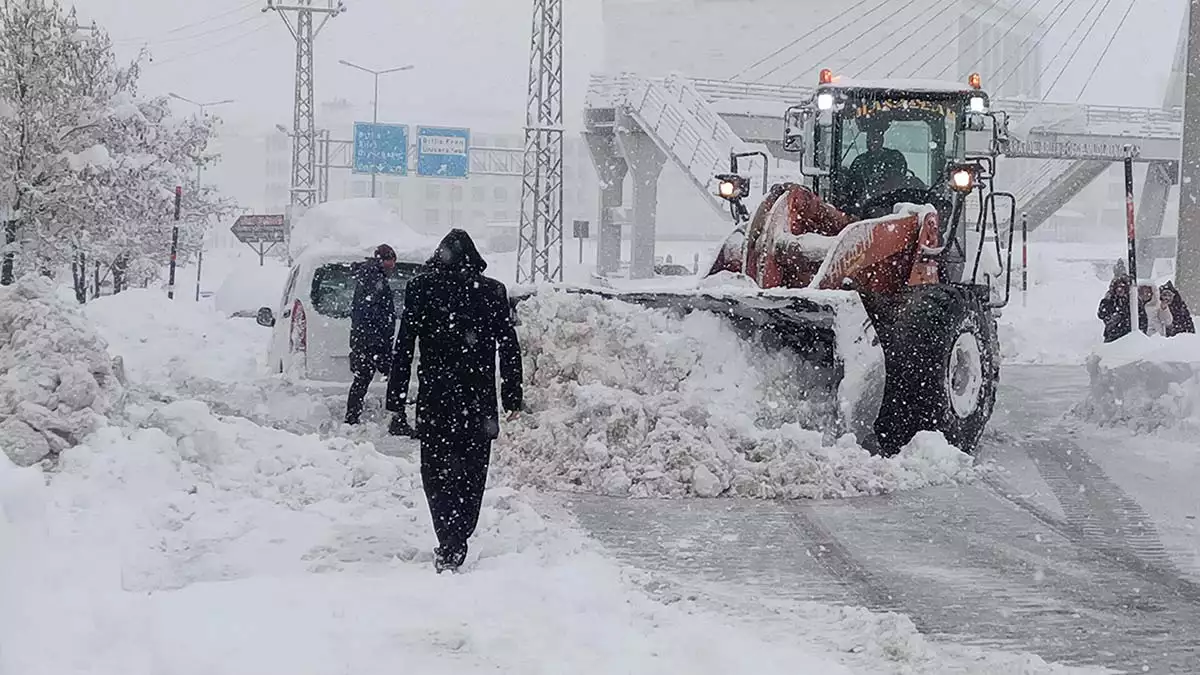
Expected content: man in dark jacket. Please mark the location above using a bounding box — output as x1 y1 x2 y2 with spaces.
386 229 523 573
344 244 398 425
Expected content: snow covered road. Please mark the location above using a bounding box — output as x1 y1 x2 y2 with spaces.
567 366 1200 673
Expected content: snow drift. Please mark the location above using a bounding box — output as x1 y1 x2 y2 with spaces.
1072 332 1200 434
494 291 978 499
0 276 122 466
288 198 439 262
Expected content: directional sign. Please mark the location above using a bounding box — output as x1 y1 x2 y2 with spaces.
416 126 470 178
354 122 409 175
231 214 286 244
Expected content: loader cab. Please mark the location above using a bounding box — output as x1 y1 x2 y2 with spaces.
783 71 1001 227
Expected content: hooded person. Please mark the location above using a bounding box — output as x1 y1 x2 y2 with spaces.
385 229 523 573
1160 281 1195 337
344 244 398 425
1098 273 1146 343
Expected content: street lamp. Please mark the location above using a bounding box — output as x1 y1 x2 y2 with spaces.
169 93 233 303
338 59 414 198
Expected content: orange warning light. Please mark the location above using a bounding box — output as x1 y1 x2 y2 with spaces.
968 72 982 89
819 68 833 85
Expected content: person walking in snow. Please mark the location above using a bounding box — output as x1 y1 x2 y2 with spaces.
1159 281 1195 337
344 244 398 425
385 229 523 573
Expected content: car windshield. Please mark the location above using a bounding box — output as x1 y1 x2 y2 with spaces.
309 261 425 318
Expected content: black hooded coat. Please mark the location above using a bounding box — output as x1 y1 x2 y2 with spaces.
1161 281 1196 337
386 229 523 440
348 258 396 373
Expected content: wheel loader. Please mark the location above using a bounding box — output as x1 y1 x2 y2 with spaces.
521 70 1017 455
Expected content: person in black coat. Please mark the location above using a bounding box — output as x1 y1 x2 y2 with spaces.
1160 281 1195 337
385 229 523 573
344 244 398 425
1098 273 1146 343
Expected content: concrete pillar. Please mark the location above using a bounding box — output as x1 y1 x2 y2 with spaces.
1136 161 1177 274
1175 0 1200 302
584 131 627 277
615 122 666 280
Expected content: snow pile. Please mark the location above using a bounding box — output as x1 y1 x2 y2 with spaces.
0 276 122 466
1072 331 1200 434
996 250 1112 365
1 398 865 675
85 288 266 386
494 291 979 499
289 198 439 262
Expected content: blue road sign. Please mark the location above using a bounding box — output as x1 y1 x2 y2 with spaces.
353 122 409 175
416 126 470 178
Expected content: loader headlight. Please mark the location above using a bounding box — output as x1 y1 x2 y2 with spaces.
816 93 834 111
969 96 986 113
715 173 750 200
949 166 976 193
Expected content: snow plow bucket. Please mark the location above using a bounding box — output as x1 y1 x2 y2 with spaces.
512 284 887 452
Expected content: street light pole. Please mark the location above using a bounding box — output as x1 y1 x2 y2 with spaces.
168 93 233 302
338 60 414 198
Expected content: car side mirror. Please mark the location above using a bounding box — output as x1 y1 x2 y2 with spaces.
256 307 276 327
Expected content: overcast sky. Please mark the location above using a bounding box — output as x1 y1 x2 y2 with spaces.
74 0 1183 134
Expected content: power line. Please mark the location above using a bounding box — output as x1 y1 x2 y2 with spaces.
732 0 877 81
962 0 1055 77
993 0 1080 93
1071 0 1133 101
784 0 925 85
1042 0 1110 99
145 19 272 67
757 0 896 83
113 0 258 44
851 0 943 77
118 13 263 48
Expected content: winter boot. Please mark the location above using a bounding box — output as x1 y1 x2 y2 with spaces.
433 546 466 574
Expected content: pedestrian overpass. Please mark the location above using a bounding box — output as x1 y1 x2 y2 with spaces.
583 73 1181 278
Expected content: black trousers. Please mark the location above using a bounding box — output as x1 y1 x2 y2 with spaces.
421 430 492 558
345 364 376 424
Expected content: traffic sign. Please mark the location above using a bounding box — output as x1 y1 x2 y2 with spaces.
231 214 286 244
416 126 470 178
354 122 409 175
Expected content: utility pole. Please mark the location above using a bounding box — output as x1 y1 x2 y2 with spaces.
516 0 565 285
338 60 414 198
169 94 233 301
1177 0 1200 302
264 0 343 212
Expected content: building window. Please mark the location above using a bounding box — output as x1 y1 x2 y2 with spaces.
472 186 486 203
426 183 441 201
471 210 487 224
450 185 463 202
425 209 440 226
494 186 508 202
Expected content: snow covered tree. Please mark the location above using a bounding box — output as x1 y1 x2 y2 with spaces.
0 0 236 297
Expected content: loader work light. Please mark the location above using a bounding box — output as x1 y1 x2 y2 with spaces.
715 173 750 200
969 96 986 113
817 92 835 110
950 166 976 192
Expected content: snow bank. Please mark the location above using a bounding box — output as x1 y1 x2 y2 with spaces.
997 248 1112 365
494 291 978 499
1 397 862 675
0 276 122 466
289 198 439 262
86 288 266 386
1072 332 1200 434
213 260 290 316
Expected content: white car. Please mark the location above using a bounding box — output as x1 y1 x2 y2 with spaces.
255 248 426 384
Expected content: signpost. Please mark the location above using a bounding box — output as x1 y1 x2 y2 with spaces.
353 122 409 176
168 186 182 300
1124 148 1139 334
572 220 589 264
231 214 287 266
416 126 470 178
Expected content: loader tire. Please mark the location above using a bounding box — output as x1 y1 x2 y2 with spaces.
873 285 999 456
